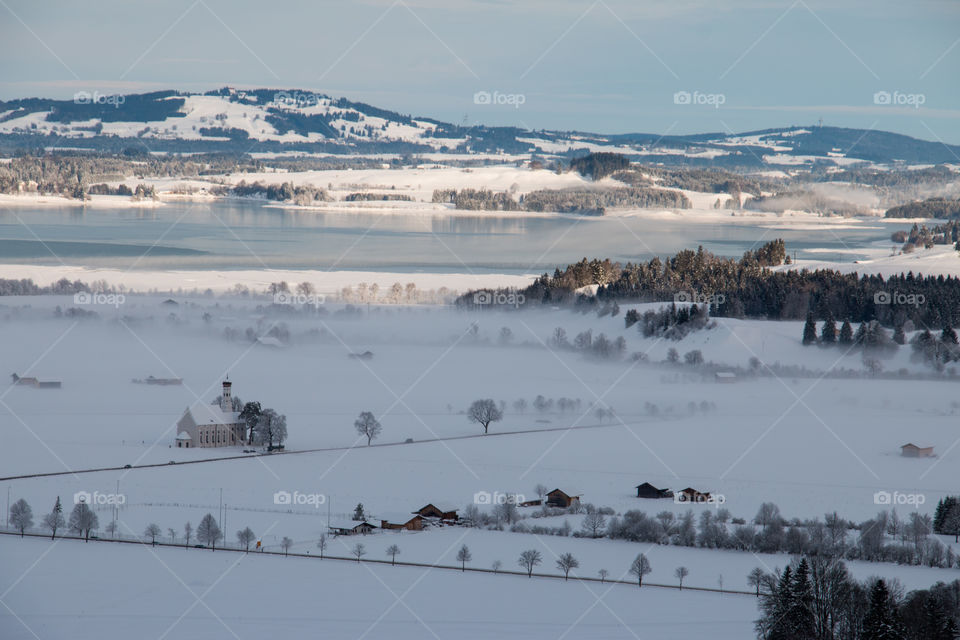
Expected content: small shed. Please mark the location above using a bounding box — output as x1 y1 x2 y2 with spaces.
715 371 736 383
546 489 581 508
635 482 672 499
900 443 934 458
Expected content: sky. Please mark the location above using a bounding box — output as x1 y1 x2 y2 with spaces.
1 0 958 143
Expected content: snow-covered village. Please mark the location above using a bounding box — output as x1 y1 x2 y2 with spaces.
2 2 960 639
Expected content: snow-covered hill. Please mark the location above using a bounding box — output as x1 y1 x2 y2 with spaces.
3 87 959 165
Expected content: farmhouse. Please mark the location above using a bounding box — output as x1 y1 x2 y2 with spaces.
380 514 424 531
635 482 672 499
11 374 61 388
900 443 934 458
328 520 376 536
175 379 245 448
546 489 581 508
413 504 458 522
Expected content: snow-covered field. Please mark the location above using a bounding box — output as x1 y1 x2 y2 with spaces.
2 294 958 626
0 535 758 640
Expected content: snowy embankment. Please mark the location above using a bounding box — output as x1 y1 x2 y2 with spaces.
0 265 535 296
0 535 757 640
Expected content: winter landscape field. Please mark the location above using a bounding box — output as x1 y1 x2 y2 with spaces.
3 1 960 639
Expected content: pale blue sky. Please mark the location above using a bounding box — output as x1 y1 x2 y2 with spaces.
2 0 958 142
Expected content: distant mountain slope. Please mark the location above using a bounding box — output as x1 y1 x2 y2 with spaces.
1 87 958 166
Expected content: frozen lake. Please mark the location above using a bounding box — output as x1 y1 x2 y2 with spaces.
0 201 911 272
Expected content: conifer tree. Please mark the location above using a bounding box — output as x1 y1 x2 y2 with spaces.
802 313 818 345
839 320 854 345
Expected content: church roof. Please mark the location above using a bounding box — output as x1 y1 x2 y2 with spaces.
185 401 241 426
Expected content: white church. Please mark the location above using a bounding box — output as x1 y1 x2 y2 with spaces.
175 379 246 448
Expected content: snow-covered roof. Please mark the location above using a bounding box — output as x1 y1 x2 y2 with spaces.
176 431 192 440
186 402 241 426
327 519 375 530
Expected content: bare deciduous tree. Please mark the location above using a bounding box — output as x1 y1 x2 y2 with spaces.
68 501 98 542
598 569 609 583
675 566 689 590
184 521 193 548
747 567 766 597
556 553 579 580
456 545 472 571
196 513 222 551
386 544 400 565
518 549 542 577
9 499 32 537
144 523 162 545
467 399 503 434
354 411 383 446
352 543 366 562
317 534 327 559
281 536 293 556
581 511 607 538
237 527 256 551
42 497 64 540
629 553 652 587
492 560 502 573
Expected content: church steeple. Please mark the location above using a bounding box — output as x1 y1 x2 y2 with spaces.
221 377 232 411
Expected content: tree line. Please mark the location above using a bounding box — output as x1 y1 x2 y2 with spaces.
464 241 960 328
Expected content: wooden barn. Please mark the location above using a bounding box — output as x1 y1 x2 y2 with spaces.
635 482 672 499
380 514 424 531
900 443 934 458
676 487 712 503
546 489 581 508
413 504 458 522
